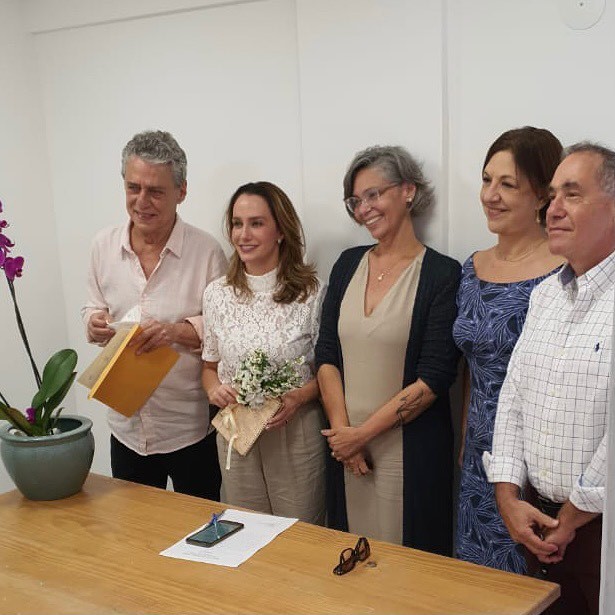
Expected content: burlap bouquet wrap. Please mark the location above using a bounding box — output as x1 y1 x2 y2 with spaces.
212 398 281 469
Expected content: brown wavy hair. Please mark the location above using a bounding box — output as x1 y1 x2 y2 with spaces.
225 181 318 304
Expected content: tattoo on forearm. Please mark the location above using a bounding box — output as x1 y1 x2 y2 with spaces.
394 388 424 428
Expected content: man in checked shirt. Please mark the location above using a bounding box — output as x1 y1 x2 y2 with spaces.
484 142 615 615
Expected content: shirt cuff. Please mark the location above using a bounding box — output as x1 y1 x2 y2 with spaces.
184 316 203 354
185 315 203 340
482 451 527 487
569 477 604 513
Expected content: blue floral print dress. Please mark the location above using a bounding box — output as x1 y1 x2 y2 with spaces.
453 254 559 573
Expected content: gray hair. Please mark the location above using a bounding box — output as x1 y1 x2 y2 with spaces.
343 145 435 216
121 130 187 187
565 141 615 198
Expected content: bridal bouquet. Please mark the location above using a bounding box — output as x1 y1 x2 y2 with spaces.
233 349 304 409
212 349 304 469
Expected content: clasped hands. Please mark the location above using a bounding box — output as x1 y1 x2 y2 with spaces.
501 498 575 564
88 310 177 354
321 426 372 477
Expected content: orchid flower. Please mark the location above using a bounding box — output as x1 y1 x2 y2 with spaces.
3 256 24 281
0 198 78 436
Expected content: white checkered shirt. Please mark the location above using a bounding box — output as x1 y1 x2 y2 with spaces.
484 251 615 513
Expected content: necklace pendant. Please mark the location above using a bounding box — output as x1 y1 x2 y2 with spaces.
377 272 385 281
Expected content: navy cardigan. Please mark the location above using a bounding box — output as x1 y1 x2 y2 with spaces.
315 245 461 556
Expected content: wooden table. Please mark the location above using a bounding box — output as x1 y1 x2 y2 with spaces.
0 474 558 614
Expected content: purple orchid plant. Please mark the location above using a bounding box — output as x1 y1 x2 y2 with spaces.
0 198 77 436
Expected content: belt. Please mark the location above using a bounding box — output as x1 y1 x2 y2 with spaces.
536 494 563 519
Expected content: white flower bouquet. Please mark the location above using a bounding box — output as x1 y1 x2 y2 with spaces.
233 349 304 409
212 349 304 468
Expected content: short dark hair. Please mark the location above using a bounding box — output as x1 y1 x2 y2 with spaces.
483 127 563 225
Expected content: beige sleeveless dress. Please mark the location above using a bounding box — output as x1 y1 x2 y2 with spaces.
338 248 423 544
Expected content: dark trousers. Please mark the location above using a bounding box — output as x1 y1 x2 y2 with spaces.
110 432 221 501
525 486 602 615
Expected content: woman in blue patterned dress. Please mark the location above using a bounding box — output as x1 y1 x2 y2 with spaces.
454 127 565 573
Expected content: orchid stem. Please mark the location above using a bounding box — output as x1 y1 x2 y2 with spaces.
0 390 9 406
6 277 42 389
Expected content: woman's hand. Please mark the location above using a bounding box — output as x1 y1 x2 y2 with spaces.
321 425 369 461
343 451 372 476
208 383 239 408
266 388 305 430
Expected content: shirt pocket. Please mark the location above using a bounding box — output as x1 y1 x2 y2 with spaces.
566 339 610 403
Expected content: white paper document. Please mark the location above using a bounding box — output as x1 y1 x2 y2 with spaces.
160 508 297 568
108 305 141 330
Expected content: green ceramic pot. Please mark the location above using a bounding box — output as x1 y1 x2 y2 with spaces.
0 415 95 500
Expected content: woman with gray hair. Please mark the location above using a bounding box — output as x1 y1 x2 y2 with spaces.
316 145 460 554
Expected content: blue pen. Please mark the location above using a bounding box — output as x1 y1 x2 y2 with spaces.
210 512 220 538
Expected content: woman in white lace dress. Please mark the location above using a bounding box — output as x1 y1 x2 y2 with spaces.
201 181 326 523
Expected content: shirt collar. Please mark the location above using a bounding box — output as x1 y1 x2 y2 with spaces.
121 215 185 258
558 249 615 298
246 267 278 293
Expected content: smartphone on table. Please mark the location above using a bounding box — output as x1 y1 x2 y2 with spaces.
186 518 244 547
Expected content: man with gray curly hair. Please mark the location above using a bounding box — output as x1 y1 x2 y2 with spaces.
82 130 227 499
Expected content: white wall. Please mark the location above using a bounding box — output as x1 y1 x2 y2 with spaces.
0 0 70 493
296 0 446 275
448 0 615 260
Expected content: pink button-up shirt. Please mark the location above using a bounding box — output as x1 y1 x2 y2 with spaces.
82 216 228 455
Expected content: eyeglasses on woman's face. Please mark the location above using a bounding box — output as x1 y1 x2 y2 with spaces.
344 183 399 217
332 536 371 575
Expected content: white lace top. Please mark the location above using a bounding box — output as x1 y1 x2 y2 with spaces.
202 269 325 386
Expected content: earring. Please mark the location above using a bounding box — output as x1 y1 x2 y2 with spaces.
535 208 542 224
277 238 282 245
406 198 414 210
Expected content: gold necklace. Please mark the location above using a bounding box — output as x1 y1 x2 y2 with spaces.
372 248 420 281
494 238 546 263
377 266 397 282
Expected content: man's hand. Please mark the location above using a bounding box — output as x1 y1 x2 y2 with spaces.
540 500 600 564
496 483 559 558
540 523 575 564
130 320 177 354
88 310 114 345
